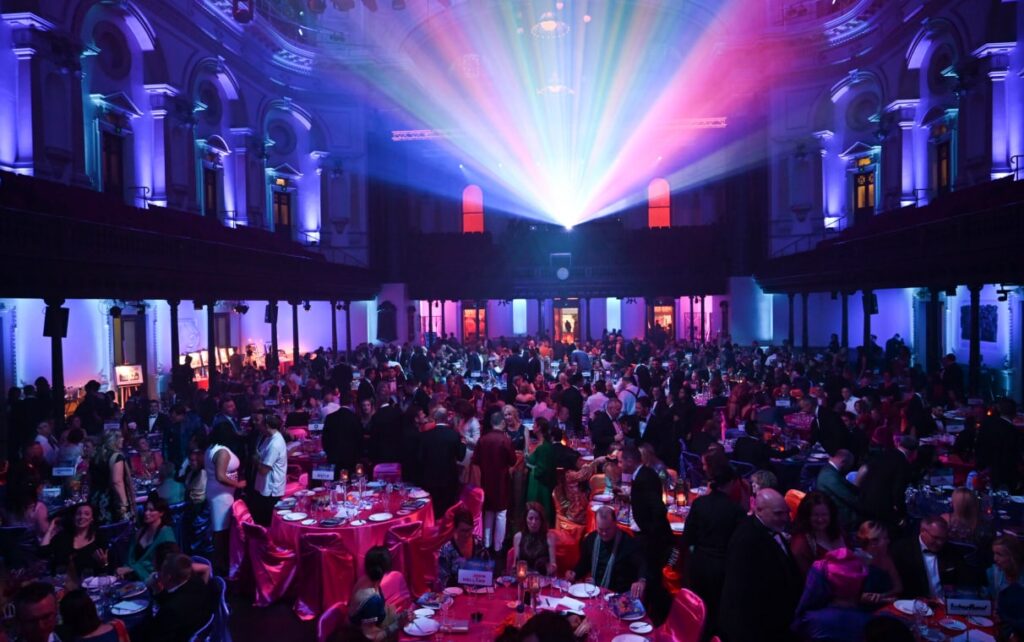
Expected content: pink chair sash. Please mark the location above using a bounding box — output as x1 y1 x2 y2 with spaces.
661 588 707 642
317 601 348 642
287 427 310 441
228 500 254 585
294 531 356 620
243 521 298 608
458 486 485 538
405 502 463 594
380 571 413 610
373 463 402 483
384 521 423 581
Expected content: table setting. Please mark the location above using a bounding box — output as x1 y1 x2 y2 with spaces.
883 597 997 642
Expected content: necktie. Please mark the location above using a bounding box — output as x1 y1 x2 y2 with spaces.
773 532 790 556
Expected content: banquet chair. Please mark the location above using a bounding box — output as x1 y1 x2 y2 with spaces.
169 501 188 547
317 602 348 642
731 461 756 479
0 526 36 569
406 502 464 594
381 570 413 610
552 486 585 544
294 531 356 620
192 554 214 575
784 489 806 521
373 463 402 483
799 462 826 492
459 485 485 538
228 500 254 586
384 521 424 581
242 521 298 608
210 576 232 642
680 452 708 487
187 613 216 642
99 519 133 567
661 588 710 642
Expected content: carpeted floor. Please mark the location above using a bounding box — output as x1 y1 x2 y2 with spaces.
228 593 316 640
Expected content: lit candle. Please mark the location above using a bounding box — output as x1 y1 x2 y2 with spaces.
516 560 529 582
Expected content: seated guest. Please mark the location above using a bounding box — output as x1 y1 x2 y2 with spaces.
988 536 1024 640
136 554 213 642
687 419 720 456
58 589 128 642
1 476 49 543
116 493 176 580
549 426 581 471
511 502 558 575
702 450 750 508
155 461 185 505
791 548 872 642
13 581 59 642
437 507 490 588
152 541 212 586
40 503 108 576
131 436 162 480
941 487 990 545
731 420 775 469
892 515 981 599
856 520 902 606
559 455 606 525
791 492 847 576
347 546 414 641
518 610 577 642
749 469 778 495
566 506 647 597
815 449 860 531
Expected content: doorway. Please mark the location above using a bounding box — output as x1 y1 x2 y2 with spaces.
553 300 580 344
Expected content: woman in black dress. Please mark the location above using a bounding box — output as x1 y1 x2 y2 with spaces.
39 503 108 576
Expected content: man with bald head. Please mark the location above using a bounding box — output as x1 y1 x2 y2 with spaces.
567 506 647 597
719 489 801 642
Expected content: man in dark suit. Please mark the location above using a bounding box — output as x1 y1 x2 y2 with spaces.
731 420 777 470
719 489 802 642
976 398 1023 490
322 400 363 474
621 444 674 623
143 399 171 435
503 345 529 392
567 506 647 596
410 347 431 383
418 407 466 518
815 449 860 530
802 396 848 456
672 385 698 447
367 383 403 465
526 349 543 382
858 435 917 528
560 374 585 437
589 397 622 457
627 397 673 467
138 554 214 642
893 516 982 599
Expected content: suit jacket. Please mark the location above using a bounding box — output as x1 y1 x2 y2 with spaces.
892 536 981 598
367 404 403 465
138 576 213 642
719 516 802 642
589 411 616 457
504 354 529 388
322 406 363 472
976 416 1023 489
731 434 775 469
628 413 673 467
560 386 584 435
472 430 517 511
418 424 466 495
809 408 849 456
630 466 672 553
858 449 912 527
815 463 860 529
573 530 645 594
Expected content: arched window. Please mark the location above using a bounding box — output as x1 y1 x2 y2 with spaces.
462 185 484 233
648 178 670 228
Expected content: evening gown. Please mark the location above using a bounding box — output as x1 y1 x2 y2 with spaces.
526 441 556 524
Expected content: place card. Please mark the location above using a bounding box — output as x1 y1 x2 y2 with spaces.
264 399 278 407
52 460 77 477
308 422 324 432
775 399 791 408
312 464 336 481
457 559 494 587
946 597 991 617
104 422 121 432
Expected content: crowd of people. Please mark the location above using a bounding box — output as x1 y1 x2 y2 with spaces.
2 328 1023 641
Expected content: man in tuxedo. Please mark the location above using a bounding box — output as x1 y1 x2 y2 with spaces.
143 399 172 435
858 435 917 529
802 396 848 456
976 398 1023 490
893 516 982 599
367 382 404 466
410 347 431 383
672 385 698 447
815 449 860 530
503 345 529 393
526 349 543 382
322 398 363 474
627 396 672 467
211 397 249 468
418 407 466 518
560 374 585 437
731 420 777 470
138 554 214 642
719 489 802 642
589 397 622 457
620 445 673 623
634 358 653 396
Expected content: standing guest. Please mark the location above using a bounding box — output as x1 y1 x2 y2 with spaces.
117 493 176 580
437 507 490 588
589 398 622 457
815 450 860 531
976 398 1023 491
858 435 917 529
503 405 527 451
453 399 481 484
33 420 59 467
620 444 673 623
205 422 246 574
180 449 210 556
136 554 214 642
419 407 466 518
347 546 414 641
89 430 135 524
58 589 128 642
560 374 585 437
40 503 109 576
566 506 647 596
399 405 427 486
790 492 847 576
584 379 609 420
856 520 902 606
473 411 517 555
511 502 558 575
250 413 287 526
12 582 59 642
719 489 802 642
367 383 404 466
525 419 557 524
144 399 171 436
323 395 364 475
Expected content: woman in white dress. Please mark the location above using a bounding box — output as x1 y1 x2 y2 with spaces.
205 423 246 573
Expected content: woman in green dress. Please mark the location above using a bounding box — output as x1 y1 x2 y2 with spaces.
525 418 557 525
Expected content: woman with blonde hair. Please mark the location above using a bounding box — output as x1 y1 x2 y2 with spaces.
89 430 135 523
942 487 988 544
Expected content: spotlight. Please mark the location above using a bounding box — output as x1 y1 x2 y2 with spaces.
582 14 591 23
233 303 250 315
109 306 122 319
564 224 573 231
335 302 345 310
303 301 312 311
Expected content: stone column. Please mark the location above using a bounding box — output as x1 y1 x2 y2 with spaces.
863 291 874 354
44 299 67 431
787 293 795 347
344 301 353 362
168 299 180 374
968 284 982 397
206 301 218 391
290 301 300 365
801 292 810 352
331 301 339 354
267 301 279 372
886 100 920 206
144 84 179 206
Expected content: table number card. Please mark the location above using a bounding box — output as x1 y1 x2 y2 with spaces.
457 559 494 587
775 399 791 408
52 460 77 477
308 422 324 432
312 464 336 481
946 597 992 617
104 422 121 432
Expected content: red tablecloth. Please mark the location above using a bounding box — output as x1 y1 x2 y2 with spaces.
880 602 996 639
398 585 654 640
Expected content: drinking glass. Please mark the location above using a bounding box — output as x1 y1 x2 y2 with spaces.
912 599 929 634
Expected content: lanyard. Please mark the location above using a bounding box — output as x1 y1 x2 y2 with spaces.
592 531 622 589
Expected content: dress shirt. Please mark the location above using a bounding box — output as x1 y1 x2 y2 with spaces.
920 536 942 597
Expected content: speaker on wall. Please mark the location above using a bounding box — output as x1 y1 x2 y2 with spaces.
264 303 278 324
43 306 69 338
863 293 878 315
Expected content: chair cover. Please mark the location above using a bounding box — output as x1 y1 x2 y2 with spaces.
317 602 348 642
228 500 253 585
211 576 232 642
243 521 298 608
294 531 356 620
187 613 216 642
373 463 402 483
384 521 423 581
406 502 462 594
661 588 707 642
784 489 806 522
285 472 309 498
287 427 309 441
458 485 485 538
553 529 580 576
380 570 413 610
98 520 133 568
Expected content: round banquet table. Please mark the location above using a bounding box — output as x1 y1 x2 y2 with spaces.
270 490 435 575
880 601 997 641
397 585 655 641
585 489 690 535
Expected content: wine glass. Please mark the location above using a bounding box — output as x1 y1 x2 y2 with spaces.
912 599 929 634
339 469 349 507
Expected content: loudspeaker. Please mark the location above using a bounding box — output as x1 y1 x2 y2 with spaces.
863 293 878 315
43 306 69 338
264 303 278 324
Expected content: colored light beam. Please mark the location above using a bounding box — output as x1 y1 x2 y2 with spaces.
325 0 785 226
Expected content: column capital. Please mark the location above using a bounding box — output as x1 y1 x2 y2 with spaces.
43 298 65 307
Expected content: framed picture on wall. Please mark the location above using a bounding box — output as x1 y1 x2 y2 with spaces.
960 305 998 342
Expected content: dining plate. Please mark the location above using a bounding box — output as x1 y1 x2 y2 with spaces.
282 512 308 522
320 518 342 527
611 635 646 642
349 519 367 526
939 618 967 632
301 518 317 526
893 600 933 617
409 489 430 499
568 583 600 599
116 582 147 600
443 587 463 596
670 522 685 532
368 512 393 522
404 618 440 637
110 599 149 616
967 616 993 627
950 632 995 642
593 493 613 503
294 489 314 497
82 576 117 589
413 608 435 618
397 509 412 516
1009 496 1024 504
629 622 653 634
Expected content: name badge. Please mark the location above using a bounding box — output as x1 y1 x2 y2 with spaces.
309 422 324 432
946 597 991 616
53 460 77 477
457 559 495 587
775 399 791 408
312 464 335 481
